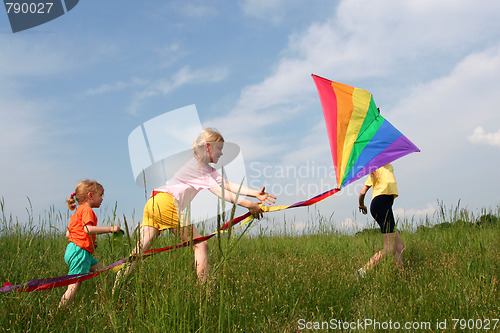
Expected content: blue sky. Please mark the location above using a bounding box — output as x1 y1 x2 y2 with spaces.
1 0 499 233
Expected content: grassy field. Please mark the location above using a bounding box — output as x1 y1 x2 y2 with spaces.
0 202 498 332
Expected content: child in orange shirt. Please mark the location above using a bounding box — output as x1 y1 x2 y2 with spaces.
59 180 120 307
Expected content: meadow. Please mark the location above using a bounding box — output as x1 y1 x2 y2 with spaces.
0 201 498 333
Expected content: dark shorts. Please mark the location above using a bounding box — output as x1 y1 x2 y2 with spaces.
370 195 395 234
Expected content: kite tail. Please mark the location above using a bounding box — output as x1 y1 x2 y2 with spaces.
1 187 341 293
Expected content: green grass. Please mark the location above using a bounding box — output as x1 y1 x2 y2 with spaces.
0 202 498 332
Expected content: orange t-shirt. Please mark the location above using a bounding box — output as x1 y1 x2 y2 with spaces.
67 205 97 254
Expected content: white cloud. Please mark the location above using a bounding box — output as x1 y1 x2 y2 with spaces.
467 127 500 148
156 43 188 68
84 63 227 102
389 45 500 163
291 221 306 231
170 66 228 87
240 0 302 23
210 0 500 164
336 0 500 56
383 45 500 214
127 66 229 114
82 77 148 96
394 203 438 219
340 217 366 231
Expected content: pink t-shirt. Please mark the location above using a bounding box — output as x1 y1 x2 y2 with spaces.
154 158 224 211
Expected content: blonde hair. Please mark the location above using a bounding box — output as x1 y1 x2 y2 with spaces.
192 128 224 159
67 180 104 210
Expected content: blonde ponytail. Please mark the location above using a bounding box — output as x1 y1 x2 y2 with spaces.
67 192 77 210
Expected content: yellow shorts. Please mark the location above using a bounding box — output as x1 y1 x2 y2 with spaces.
142 192 181 231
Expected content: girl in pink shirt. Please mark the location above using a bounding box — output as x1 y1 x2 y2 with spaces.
116 128 276 285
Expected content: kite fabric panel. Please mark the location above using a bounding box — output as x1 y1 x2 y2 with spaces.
311 74 420 189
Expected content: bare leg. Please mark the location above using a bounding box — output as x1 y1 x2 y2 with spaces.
363 232 403 271
133 225 161 253
393 231 405 268
59 260 105 307
59 282 81 308
89 262 112 292
170 226 209 283
113 225 160 291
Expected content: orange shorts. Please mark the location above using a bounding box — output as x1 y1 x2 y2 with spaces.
142 192 181 231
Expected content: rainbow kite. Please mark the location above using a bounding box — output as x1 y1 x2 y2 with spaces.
312 74 420 189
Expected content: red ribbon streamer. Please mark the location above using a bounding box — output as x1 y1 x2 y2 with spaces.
1 188 340 292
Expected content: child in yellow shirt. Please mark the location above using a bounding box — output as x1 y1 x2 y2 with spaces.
358 164 404 276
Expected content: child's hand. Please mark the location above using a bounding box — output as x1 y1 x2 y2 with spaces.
248 202 263 219
111 225 121 233
359 205 368 215
256 187 276 206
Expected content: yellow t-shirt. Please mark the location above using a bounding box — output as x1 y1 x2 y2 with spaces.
364 164 398 199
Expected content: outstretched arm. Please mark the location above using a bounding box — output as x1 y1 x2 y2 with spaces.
209 186 263 219
223 182 276 205
84 225 121 235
